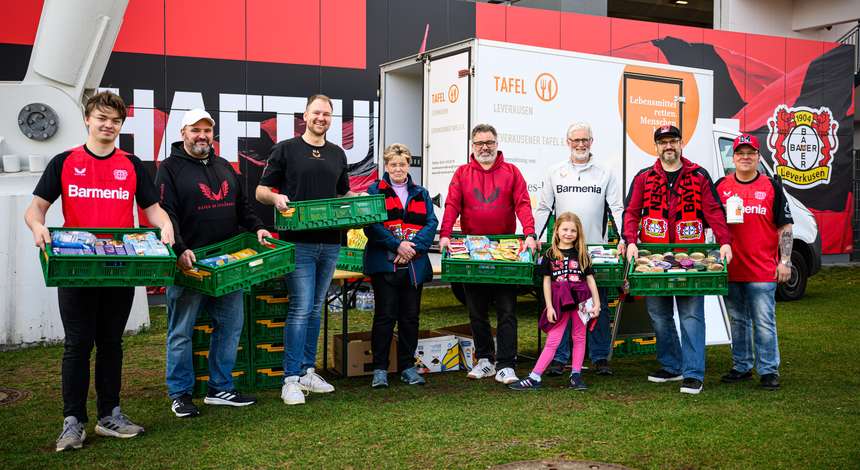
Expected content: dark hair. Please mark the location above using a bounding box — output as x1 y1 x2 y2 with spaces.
471 123 497 140
306 94 334 112
84 91 127 121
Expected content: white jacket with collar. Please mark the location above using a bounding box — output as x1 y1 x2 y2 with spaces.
534 156 624 244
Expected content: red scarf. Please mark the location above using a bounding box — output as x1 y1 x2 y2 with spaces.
378 178 427 241
640 166 705 243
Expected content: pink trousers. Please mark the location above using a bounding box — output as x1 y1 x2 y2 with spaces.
533 309 586 376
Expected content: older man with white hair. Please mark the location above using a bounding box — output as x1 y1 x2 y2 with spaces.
535 122 625 378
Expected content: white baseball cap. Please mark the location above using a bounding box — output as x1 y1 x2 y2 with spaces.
181 109 215 128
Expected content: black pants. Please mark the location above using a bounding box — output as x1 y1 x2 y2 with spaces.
58 287 134 422
463 283 517 369
370 270 422 372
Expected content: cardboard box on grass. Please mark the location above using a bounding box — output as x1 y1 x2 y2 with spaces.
333 331 396 377
409 330 461 374
436 323 496 371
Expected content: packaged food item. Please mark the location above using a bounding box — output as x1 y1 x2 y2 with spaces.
230 248 258 260
465 236 491 252
51 230 97 249
347 228 368 249
198 254 234 268
708 263 724 271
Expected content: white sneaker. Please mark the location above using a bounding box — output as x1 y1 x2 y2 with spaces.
467 358 496 379
281 377 306 405
299 367 335 394
495 367 519 384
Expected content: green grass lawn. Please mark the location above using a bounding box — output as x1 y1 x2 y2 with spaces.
2 268 859 469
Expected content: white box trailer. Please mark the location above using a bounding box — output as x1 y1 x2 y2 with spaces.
379 38 716 223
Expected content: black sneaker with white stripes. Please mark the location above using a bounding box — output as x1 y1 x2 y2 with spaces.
171 394 200 418
203 388 257 407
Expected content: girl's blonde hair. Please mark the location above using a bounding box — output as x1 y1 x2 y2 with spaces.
549 211 591 270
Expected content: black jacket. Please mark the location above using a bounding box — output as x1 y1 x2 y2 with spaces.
155 142 265 255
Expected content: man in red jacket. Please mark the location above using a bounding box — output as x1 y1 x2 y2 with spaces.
439 124 536 385
623 125 732 395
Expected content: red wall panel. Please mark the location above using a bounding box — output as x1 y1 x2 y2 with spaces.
560 11 610 55
114 0 165 55
321 0 366 69
247 0 320 66
475 2 506 41
657 23 703 65
0 0 43 45
505 5 560 49
610 17 659 62
166 0 245 61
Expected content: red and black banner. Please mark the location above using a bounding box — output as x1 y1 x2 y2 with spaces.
1 0 853 252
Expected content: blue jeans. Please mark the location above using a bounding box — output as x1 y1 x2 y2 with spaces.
724 282 780 376
282 242 340 378
645 296 706 381
165 286 244 398
552 287 611 364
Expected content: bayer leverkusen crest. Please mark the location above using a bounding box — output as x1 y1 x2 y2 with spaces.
766 105 839 189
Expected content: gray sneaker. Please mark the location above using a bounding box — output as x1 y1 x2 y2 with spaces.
56 416 86 452
95 406 145 438
400 367 426 385
371 369 389 388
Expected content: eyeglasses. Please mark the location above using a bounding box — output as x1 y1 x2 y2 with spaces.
472 140 497 148
656 138 681 147
567 138 591 145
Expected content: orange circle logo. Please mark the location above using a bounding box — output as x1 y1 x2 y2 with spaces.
448 84 459 103
535 73 558 102
617 65 700 157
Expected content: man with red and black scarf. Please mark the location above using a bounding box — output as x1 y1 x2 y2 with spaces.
623 125 732 395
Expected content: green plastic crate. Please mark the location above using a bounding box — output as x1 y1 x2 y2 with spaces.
442 235 535 285
628 243 727 296
40 227 176 287
589 244 625 287
251 277 288 294
251 342 284 368
191 321 249 350
612 336 657 358
193 367 252 397
254 367 285 389
192 342 249 371
250 294 289 319
175 233 295 297
336 246 365 272
274 195 387 231
251 318 285 343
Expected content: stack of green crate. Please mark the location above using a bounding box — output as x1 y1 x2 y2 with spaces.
247 282 290 390
191 308 252 398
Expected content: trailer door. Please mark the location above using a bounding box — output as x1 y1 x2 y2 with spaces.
424 49 471 227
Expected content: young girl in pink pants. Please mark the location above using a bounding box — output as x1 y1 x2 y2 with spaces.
509 212 600 391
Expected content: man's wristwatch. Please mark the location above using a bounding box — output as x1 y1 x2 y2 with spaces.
779 259 792 267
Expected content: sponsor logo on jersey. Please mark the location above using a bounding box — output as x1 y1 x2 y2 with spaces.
754 191 767 200
73 167 86 176
743 205 767 215
722 190 733 197
113 169 129 181
767 105 839 189
556 184 602 194
67 184 130 200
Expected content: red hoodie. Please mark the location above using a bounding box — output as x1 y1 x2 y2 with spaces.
439 151 536 238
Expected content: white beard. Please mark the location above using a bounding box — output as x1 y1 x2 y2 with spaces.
475 153 495 165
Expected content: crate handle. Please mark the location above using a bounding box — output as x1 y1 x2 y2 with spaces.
256 319 285 328
193 350 209 358
256 344 284 352
249 259 264 268
633 338 657 345
264 296 289 304
193 325 214 333
258 368 285 377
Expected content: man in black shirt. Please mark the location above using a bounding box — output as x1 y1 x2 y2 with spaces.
157 109 269 417
256 94 362 405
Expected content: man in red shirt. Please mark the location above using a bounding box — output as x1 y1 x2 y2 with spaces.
716 135 792 391
24 92 174 451
623 125 732 395
439 124 536 385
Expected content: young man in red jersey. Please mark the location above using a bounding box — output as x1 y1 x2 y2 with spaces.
25 91 174 451
715 134 792 391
